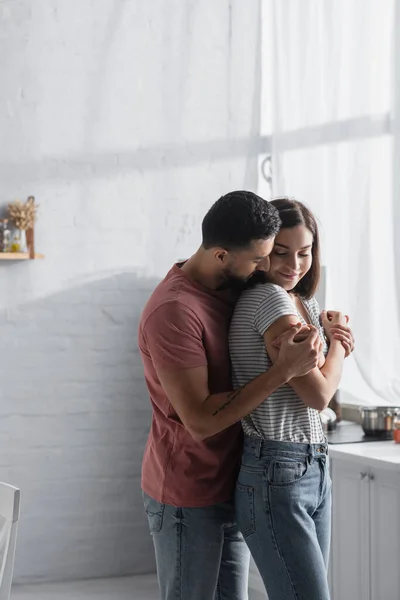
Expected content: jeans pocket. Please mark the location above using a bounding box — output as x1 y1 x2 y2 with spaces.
235 482 255 538
268 458 309 487
142 492 165 534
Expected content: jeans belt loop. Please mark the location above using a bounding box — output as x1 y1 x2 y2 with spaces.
255 439 262 460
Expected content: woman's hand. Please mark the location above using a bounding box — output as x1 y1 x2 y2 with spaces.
321 310 347 340
321 310 355 357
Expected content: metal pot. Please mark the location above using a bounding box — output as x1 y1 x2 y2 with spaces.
320 407 337 432
359 406 400 436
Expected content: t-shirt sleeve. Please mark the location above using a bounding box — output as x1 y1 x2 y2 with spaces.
143 301 207 370
306 296 328 351
309 296 322 322
253 285 298 336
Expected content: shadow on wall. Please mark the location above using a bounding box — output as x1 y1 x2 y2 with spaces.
0 272 160 584
0 136 264 184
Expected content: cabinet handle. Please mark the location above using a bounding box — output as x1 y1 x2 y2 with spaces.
360 472 368 480
368 473 375 481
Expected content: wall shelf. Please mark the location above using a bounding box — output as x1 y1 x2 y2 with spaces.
0 253 44 261
1 196 43 262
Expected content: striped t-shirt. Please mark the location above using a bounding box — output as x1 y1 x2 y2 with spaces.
229 283 327 444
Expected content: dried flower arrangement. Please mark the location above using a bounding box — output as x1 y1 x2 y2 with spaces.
8 196 39 230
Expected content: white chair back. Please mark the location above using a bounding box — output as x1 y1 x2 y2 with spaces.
0 483 20 600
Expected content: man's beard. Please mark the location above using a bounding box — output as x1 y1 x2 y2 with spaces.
242 270 269 289
217 268 268 291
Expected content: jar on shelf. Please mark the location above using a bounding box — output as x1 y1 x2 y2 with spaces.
393 410 400 444
0 219 11 252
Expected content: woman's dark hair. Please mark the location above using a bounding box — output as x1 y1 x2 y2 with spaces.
270 198 321 299
202 191 281 251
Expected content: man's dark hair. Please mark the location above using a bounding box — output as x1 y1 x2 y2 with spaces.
271 198 321 299
202 191 281 251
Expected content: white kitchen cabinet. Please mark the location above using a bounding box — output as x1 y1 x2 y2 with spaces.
330 446 400 600
369 467 400 600
331 457 371 600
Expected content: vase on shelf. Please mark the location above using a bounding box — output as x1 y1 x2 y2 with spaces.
11 229 27 253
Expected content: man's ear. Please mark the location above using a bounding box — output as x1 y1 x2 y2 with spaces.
213 248 229 264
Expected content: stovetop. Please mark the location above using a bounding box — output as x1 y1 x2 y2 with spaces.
326 420 393 444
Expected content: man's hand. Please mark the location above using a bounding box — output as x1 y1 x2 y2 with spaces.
321 310 355 357
272 324 310 348
272 324 325 368
329 323 355 357
274 324 320 381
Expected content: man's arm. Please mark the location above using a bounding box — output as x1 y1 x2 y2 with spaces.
264 313 346 412
154 324 320 441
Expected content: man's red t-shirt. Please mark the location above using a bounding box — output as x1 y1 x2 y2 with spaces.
138 264 243 507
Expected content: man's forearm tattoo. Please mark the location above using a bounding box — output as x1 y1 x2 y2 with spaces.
212 385 246 416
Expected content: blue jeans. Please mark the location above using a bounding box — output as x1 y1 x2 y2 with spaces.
143 492 250 600
235 437 332 600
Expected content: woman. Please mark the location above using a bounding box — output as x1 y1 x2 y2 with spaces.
229 198 354 600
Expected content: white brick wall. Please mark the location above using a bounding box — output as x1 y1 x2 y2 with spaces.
0 275 159 583
0 0 259 584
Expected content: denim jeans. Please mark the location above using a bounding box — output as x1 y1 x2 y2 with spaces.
143 492 250 600
235 437 332 600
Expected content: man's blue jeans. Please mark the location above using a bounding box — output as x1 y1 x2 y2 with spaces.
143 492 250 600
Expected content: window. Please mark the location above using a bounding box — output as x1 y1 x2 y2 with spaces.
258 0 400 404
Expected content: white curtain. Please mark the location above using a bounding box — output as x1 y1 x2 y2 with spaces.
265 0 400 404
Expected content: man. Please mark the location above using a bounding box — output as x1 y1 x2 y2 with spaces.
138 191 321 600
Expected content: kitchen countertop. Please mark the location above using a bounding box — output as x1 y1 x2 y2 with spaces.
329 440 400 472
326 419 390 444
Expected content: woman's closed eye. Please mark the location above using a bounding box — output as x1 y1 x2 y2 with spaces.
273 251 310 258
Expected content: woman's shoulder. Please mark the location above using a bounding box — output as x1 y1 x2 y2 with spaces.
234 283 292 318
241 282 287 300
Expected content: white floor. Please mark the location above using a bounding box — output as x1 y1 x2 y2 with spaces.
11 574 160 600
11 574 264 600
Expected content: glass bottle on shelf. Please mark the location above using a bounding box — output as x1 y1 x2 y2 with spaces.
0 219 11 252
0 220 4 251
